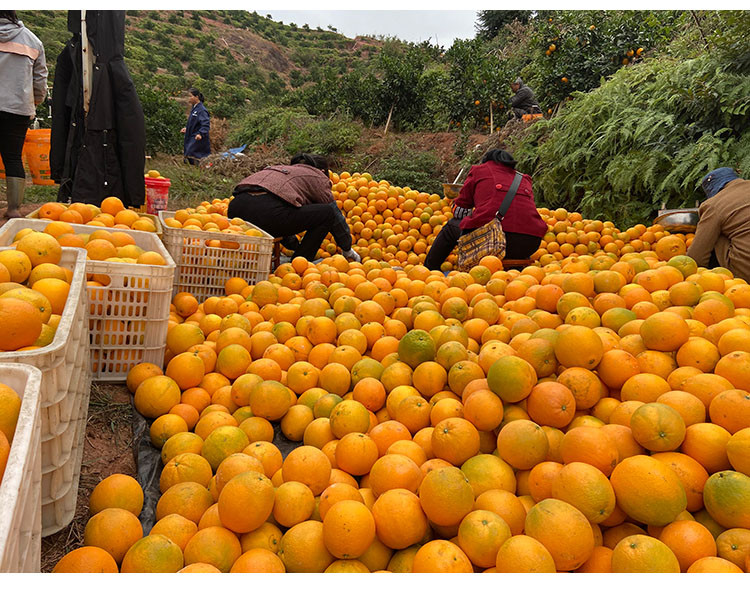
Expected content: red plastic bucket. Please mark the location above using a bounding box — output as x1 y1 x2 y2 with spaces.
144 176 170 215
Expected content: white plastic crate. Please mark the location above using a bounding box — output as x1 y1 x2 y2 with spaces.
158 210 274 301
0 246 91 536
0 364 42 573
0 219 175 381
25 206 163 236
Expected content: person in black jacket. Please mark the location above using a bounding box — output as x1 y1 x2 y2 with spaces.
509 77 541 119
50 10 146 207
181 88 210 165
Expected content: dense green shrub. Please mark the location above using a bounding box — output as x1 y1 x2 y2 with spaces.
139 87 187 155
510 51 750 226
227 107 361 157
373 141 444 194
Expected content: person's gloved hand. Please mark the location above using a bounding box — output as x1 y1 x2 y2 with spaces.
343 249 361 263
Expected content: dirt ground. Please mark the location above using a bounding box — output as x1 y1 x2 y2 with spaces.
0 203 41 225
40 383 137 573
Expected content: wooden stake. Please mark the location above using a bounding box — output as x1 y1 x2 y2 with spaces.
490 103 494 133
384 103 395 137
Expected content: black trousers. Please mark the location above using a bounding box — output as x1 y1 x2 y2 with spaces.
424 217 542 271
0 111 31 179
228 192 352 261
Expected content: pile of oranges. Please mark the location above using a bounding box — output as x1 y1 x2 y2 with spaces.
8 228 167 270
161 201 266 242
50 237 750 573
0 239 73 352
0 381 22 486
323 172 452 267
35 197 158 233
532 207 695 264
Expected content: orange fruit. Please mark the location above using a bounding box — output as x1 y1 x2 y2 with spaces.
629 402 687 452
658 520 717 571
368 454 423 497
88 473 144 517
418 466 474 527
120 534 184 573
486 355 537 403
371 489 429 550
322 500 376 559
611 534 680 572
494 535 556 573
150 513 198 551
411 539 473 573
431 417 480 466
183 525 242 573
551 462 616 523
272 481 315 528
83 507 143 564
686 556 744 573
156 481 213 525
554 325 604 370
217 470 275 533
702 470 750 529
610 455 688 526
277 520 334 573
52 546 119 573
496 420 548 470
650 451 710 513
524 498 595 571
282 445 332 495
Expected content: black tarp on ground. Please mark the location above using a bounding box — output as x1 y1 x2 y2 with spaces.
50 10 146 208
132 407 302 534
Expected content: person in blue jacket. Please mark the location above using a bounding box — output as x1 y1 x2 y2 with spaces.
181 88 210 165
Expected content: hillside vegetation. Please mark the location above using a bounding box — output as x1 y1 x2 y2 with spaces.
18 9 750 227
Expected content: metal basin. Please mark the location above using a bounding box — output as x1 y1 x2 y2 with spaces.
442 183 463 200
654 208 699 233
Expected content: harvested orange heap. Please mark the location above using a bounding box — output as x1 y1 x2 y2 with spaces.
532 207 696 264
52 240 750 574
307 173 696 271
36 197 158 232
323 171 452 267
0 237 73 351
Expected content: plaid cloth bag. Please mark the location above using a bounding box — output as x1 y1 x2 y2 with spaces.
456 171 523 272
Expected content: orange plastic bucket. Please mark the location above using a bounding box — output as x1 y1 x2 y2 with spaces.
144 176 171 215
23 129 54 185
0 152 5 179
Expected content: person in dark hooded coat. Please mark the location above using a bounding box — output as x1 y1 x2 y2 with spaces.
181 88 210 165
50 10 146 207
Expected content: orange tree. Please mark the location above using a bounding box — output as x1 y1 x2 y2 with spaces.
524 10 681 110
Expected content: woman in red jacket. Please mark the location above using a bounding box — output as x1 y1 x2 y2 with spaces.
424 150 547 270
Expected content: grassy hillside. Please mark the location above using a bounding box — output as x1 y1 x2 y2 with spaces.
19 9 385 152
14 10 749 229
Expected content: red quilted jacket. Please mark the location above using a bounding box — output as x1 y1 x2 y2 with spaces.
453 161 547 237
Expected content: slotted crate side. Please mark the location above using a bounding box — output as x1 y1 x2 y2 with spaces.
159 210 273 301
0 364 42 573
40 377 88 537
0 219 174 381
85 256 173 382
0 247 92 536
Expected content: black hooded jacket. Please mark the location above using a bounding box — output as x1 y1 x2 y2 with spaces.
50 10 145 207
